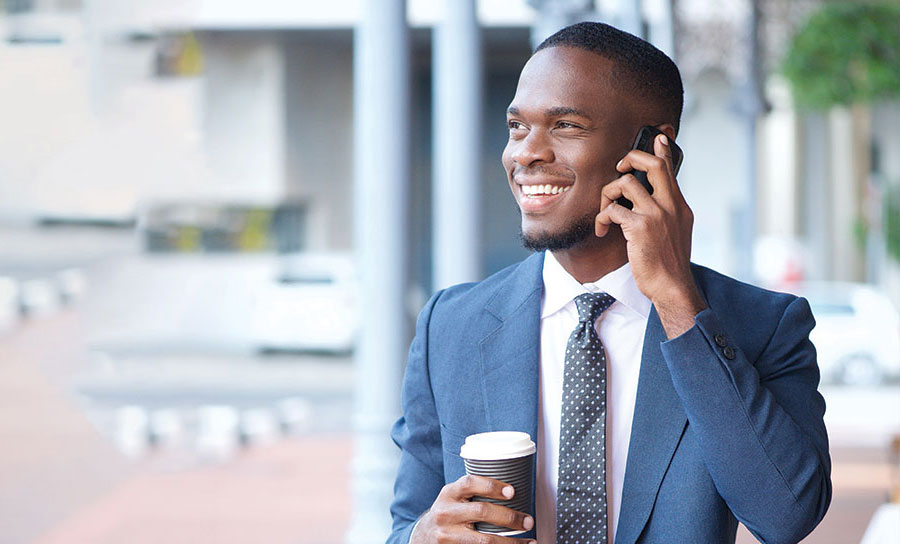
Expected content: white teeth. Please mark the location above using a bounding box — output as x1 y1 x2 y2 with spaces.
522 184 571 196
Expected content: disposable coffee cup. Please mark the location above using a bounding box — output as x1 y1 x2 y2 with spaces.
459 431 536 536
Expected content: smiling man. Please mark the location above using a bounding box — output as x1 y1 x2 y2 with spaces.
387 22 831 544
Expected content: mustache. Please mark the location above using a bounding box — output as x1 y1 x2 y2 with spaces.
512 165 576 181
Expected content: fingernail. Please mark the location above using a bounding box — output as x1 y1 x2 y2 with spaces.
659 134 668 146
524 516 534 530
502 486 514 498
616 159 624 169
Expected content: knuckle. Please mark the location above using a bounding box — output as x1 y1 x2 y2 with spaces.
461 474 476 488
475 535 493 544
506 509 520 527
475 501 491 519
434 528 452 544
432 506 451 526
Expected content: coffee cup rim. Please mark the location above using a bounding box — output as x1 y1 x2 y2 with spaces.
459 431 536 460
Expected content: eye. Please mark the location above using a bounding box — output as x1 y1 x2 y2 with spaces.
556 121 581 129
507 119 525 130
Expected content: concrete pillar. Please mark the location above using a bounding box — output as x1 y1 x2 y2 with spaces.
347 1 409 543
527 0 596 48
432 0 482 290
801 112 831 282
643 0 673 57
618 0 644 38
828 106 866 282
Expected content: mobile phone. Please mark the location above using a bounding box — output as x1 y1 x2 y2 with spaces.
615 125 684 210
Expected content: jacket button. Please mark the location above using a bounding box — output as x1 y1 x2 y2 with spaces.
723 346 735 360
714 334 727 347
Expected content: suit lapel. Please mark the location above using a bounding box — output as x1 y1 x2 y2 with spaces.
479 251 544 439
478 252 544 533
614 306 689 544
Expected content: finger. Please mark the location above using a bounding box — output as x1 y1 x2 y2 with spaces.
459 501 535 532
460 528 537 544
616 138 674 203
444 474 515 502
654 133 688 205
600 174 656 212
595 200 636 237
653 132 674 172
461 527 537 544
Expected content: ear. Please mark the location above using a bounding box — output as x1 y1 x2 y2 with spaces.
656 123 677 141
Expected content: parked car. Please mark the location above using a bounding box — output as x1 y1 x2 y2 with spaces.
787 282 900 386
250 253 358 353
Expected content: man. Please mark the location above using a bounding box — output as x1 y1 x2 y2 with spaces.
388 22 831 544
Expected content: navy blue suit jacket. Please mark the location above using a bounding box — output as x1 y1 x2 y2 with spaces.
388 252 831 543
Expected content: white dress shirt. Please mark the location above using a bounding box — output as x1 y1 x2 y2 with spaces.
536 250 651 544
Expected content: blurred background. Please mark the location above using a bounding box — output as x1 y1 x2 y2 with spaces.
0 0 898 543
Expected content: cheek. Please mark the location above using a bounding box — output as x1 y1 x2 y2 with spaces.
500 143 514 174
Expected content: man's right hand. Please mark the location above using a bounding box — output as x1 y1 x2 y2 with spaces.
410 474 536 544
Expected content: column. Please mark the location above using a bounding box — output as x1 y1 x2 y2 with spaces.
432 0 482 290
618 0 644 38
644 0 674 57
346 1 410 543
801 112 831 282
527 0 596 48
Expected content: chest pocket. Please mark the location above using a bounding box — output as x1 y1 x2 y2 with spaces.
440 423 469 483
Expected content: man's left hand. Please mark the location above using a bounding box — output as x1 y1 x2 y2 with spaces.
594 133 707 338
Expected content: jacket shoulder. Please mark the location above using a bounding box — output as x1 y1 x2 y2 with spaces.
691 263 798 316
431 255 540 316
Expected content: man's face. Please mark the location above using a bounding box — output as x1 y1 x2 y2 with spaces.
502 46 638 251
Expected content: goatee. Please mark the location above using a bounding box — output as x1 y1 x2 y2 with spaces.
519 212 596 252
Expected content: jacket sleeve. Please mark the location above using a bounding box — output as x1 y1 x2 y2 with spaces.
386 290 447 544
659 296 832 544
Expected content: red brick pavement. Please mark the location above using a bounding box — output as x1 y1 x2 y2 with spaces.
33 435 352 544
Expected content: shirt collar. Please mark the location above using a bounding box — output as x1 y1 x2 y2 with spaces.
540 249 652 320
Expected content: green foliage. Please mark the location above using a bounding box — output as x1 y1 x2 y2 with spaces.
888 182 900 263
782 2 900 110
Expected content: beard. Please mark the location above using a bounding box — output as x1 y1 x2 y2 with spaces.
519 211 596 252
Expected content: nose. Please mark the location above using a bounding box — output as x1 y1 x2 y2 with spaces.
510 128 554 167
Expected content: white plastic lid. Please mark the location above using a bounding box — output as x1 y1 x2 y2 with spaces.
459 431 536 461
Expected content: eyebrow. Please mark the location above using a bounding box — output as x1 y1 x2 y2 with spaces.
506 106 592 119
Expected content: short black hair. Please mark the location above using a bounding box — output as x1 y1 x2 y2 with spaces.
535 21 684 134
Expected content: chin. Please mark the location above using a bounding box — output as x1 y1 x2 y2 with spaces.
519 216 594 252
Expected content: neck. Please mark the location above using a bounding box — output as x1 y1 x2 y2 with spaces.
550 226 628 283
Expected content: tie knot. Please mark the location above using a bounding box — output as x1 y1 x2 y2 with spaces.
573 292 615 323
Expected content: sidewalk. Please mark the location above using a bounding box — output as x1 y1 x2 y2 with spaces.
1 309 894 543
34 435 352 544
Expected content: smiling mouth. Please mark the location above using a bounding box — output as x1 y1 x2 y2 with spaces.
520 184 572 197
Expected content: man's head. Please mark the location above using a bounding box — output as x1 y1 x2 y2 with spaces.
502 22 683 252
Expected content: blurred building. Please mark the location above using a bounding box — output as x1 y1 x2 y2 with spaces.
3 1 900 543
3 0 898 301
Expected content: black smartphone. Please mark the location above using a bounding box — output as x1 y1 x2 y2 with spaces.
615 125 684 210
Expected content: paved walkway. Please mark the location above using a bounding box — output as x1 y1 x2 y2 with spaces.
1 310 895 543
34 435 351 544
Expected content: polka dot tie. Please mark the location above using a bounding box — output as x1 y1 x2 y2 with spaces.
556 292 615 544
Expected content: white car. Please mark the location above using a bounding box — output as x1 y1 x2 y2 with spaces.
787 282 900 386
250 253 359 353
